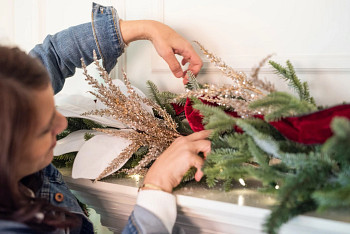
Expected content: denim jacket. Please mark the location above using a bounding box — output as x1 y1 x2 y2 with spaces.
0 3 173 234
30 3 125 94
0 164 171 233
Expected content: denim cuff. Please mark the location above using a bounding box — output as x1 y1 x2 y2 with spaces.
91 2 125 73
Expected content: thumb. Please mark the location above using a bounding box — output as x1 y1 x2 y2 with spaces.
194 168 204 182
191 155 205 182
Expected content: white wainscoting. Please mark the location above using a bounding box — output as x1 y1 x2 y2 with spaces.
63 175 350 234
2 2 350 231
2 0 350 105
124 0 350 106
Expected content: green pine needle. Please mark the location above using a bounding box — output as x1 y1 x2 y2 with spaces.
269 60 316 107
146 80 163 107
185 70 203 90
250 92 317 121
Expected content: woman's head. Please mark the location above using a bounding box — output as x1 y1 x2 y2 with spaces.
0 46 67 181
0 46 70 230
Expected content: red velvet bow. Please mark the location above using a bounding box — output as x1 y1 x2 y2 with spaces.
172 99 350 144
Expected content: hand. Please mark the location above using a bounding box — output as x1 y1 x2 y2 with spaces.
142 130 211 193
120 20 203 83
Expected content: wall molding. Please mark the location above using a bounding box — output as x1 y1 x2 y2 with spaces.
147 1 350 75
0 1 15 44
151 54 350 74
151 0 164 22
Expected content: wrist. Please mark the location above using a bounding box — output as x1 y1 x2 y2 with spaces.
119 20 155 45
138 183 168 193
142 176 174 193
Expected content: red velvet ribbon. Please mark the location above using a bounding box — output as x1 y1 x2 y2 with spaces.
172 99 350 144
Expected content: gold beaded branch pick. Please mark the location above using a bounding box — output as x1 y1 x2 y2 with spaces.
174 42 275 118
81 51 180 180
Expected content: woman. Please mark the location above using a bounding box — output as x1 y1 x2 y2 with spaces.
0 3 210 234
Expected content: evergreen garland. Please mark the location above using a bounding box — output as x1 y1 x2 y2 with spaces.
193 60 350 233
147 80 193 135
269 60 316 106
185 70 204 91
196 103 350 233
55 56 349 233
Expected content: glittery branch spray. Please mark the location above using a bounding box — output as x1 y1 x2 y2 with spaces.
175 41 275 118
81 51 180 180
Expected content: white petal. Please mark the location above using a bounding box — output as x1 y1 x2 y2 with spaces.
55 94 128 128
72 134 132 180
54 130 105 156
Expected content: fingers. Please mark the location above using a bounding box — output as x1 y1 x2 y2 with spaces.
185 130 211 141
187 53 203 76
165 52 202 79
163 51 184 78
182 131 211 158
188 62 202 76
181 57 188 66
179 44 203 75
183 75 189 85
187 133 211 182
189 153 205 182
143 131 211 190
190 139 211 155
195 169 204 182
163 43 202 79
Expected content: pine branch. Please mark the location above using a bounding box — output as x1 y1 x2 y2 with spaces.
286 60 304 99
84 132 95 141
122 146 149 169
236 119 283 159
203 163 249 188
185 70 203 90
193 103 236 134
313 169 350 210
269 60 316 107
269 60 302 97
52 153 77 168
203 129 254 190
322 117 350 166
250 92 317 121
83 119 104 129
247 137 270 169
173 97 187 106
146 80 163 108
264 155 333 234
158 91 179 104
181 167 197 183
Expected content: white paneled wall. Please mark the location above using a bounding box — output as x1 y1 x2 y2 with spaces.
1 0 350 105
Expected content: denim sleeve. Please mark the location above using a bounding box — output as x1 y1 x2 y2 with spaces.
29 3 125 94
0 221 37 234
122 205 170 234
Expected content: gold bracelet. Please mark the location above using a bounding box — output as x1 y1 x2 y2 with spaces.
138 183 166 192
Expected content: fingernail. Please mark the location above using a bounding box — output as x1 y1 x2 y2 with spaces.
175 71 183 77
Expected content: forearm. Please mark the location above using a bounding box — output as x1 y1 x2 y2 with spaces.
119 20 150 44
121 18 202 79
30 3 125 94
119 20 168 44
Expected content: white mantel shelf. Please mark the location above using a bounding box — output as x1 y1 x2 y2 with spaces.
62 172 350 234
